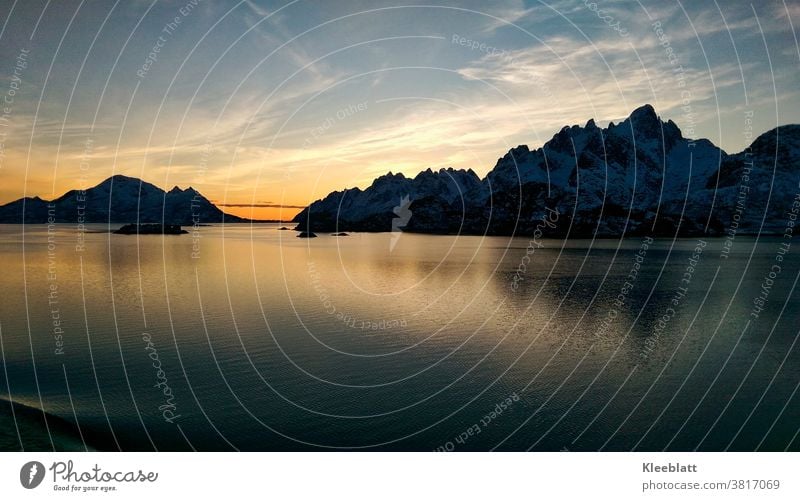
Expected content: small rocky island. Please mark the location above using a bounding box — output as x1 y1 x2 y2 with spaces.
114 223 188 235
297 231 317 238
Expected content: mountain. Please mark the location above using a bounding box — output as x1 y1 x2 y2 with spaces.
294 105 800 237
0 175 246 224
291 167 483 232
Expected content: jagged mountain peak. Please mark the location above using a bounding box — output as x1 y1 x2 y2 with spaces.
415 168 435 178
371 171 407 188
294 106 800 237
413 166 480 179
376 171 406 180
505 145 530 159
604 104 685 149
614 103 662 134
665 119 683 139
0 175 245 224
629 103 658 122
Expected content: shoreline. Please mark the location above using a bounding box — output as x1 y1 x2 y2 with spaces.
0 396 100 452
0 221 790 239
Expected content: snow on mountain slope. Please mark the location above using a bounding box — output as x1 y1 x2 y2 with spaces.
294 105 799 237
293 167 483 232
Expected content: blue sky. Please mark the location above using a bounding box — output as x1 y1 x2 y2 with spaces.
0 0 797 218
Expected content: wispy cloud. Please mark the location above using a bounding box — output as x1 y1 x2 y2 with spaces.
478 0 537 34
1 0 797 217
453 34 743 131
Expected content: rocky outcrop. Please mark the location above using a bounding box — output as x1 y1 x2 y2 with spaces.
294 105 799 237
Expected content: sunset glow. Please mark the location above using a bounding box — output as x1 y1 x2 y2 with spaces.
1 1 798 222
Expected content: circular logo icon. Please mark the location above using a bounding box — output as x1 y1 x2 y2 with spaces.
20 461 45 489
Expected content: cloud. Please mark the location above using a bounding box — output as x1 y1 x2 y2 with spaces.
453 33 750 135
775 1 800 21
478 0 537 34
3 0 797 211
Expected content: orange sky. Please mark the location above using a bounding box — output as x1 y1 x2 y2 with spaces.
219 205 303 222
1 1 797 224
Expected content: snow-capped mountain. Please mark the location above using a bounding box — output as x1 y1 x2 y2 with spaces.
292 167 483 232
0 175 245 225
294 105 799 237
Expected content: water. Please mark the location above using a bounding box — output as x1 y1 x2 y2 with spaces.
0 224 797 451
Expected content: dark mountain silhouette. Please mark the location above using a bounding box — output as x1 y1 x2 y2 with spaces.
0 175 246 224
294 105 800 237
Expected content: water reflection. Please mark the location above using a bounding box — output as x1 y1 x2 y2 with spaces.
0 225 797 451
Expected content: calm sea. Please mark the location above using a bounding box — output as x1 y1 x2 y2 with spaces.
0 224 797 451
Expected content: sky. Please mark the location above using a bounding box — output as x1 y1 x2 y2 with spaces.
0 0 798 220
